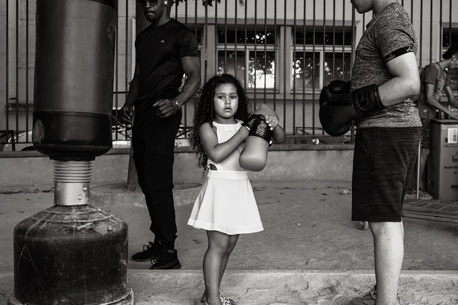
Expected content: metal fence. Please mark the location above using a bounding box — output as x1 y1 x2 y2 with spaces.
1 0 457 151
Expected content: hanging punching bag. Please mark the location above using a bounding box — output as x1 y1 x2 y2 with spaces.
33 0 117 160
8 1 134 304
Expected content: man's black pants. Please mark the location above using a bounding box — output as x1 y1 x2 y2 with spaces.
132 109 182 250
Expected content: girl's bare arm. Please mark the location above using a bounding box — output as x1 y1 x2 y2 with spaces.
199 122 249 163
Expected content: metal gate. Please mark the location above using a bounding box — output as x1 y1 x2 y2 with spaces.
1 0 457 151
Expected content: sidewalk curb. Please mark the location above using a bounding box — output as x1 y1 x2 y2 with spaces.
3 270 457 305
90 182 201 208
126 269 458 305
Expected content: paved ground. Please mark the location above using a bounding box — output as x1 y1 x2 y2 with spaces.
1 180 458 304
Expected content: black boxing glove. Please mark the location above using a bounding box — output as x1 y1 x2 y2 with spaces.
319 81 356 136
244 114 273 144
242 115 258 130
351 84 384 117
319 80 351 106
319 81 385 136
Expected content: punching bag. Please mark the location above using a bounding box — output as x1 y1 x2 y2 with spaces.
8 1 134 305
33 0 117 160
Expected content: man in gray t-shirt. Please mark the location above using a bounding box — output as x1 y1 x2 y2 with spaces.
351 3 421 130
350 1 421 305
320 1 422 304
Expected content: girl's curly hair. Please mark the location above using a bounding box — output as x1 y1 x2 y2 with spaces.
191 74 251 170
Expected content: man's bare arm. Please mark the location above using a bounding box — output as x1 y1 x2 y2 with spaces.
120 61 140 123
176 56 201 105
378 52 420 107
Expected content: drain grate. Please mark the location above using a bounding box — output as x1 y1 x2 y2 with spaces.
403 198 458 223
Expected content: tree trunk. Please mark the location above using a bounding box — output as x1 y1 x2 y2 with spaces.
126 5 149 192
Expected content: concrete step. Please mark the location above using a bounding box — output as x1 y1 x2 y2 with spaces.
90 182 201 208
128 269 458 305
2 270 457 305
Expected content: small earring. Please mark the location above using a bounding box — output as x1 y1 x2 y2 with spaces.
164 0 168 4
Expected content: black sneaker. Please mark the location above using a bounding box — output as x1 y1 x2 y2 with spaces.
131 241 162 262
150 249 182 270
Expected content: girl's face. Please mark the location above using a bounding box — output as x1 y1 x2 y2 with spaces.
213 83 239 123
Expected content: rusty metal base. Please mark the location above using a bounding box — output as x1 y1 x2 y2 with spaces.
403 198 458 223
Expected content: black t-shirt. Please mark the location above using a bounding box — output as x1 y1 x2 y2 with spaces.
135 19 199 112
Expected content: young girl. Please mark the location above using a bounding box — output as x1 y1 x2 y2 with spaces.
188 74 285 305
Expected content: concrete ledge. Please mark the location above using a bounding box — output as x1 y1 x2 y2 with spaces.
0 144 355 186
3 270 458 305
90 182 201 208
128 269 458 305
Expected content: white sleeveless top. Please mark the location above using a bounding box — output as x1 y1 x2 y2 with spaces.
207 121 245 171
188 120 263 234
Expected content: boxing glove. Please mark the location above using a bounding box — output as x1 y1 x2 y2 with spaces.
245 114 273 144
240 114 273 171
319 80 351 106
352 84 384 117
242 115 259 131
319 81 384 136
240 104 279 172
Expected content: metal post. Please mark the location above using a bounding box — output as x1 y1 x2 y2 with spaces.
417 142 421 199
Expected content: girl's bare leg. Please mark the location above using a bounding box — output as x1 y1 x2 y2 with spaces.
219 234 239 283
202 231 237 305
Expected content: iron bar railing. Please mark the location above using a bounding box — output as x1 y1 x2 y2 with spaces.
1 0 457 151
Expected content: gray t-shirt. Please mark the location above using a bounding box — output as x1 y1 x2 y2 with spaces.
351 2 422 128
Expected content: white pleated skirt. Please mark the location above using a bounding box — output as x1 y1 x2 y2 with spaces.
187 170 263 235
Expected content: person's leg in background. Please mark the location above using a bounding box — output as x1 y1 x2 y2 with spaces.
130 149 165 261
406 118 431 199
418 118 432 198
131 150 181 268
130 111 182 268
144 187 181 269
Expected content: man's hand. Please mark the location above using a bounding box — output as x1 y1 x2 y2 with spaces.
120 104 134 124
153 99 178 118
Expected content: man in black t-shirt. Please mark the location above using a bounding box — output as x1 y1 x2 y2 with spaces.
120 0 201 269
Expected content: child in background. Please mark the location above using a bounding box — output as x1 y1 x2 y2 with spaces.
188 74 285 305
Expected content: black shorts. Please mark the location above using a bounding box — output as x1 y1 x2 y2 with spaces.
352 127 420 222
